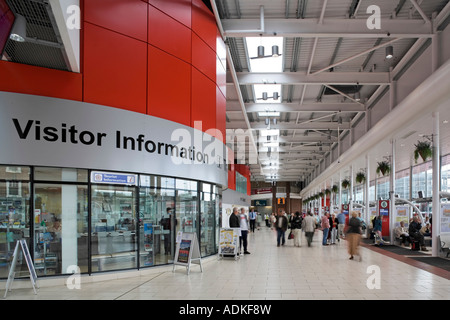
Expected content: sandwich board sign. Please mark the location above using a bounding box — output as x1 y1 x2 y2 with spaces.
218 228 240 260
173 232 202 275
4 240 38 298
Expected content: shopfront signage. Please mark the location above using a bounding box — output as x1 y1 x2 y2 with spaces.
91 171 138 185
0 91 228 186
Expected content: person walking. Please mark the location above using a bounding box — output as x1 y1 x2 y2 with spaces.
321 213 330 246
336 211 346 240
239 208 250 254
229 207 241 255
329 213 338 244
302 212 316 247
373 215 386 244
346 211 362 260
249 208 257 233
290 211 303 247
275 210 288 247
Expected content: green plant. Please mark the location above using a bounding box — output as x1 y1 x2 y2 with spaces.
376 161 390 176
332 185 339 193
355 171 366 184
325 188 331 195
341 179 350 189
318 191 324 198
414 140 432 163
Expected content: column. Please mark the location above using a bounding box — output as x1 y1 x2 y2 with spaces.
365 154 370 229
349 165 354 213
389 139 396 242
432 111 440 256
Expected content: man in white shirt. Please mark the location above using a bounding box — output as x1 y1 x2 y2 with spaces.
239 208 250 254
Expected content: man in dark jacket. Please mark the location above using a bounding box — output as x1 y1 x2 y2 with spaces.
409 215 428 251
229 207 240 228
275 210 288 247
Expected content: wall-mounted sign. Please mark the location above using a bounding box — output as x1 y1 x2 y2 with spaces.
91 171 138 186
0 92 227 186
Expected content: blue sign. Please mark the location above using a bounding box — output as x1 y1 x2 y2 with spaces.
91 171 137 185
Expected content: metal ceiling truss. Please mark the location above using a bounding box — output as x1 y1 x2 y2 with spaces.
212 0 449 183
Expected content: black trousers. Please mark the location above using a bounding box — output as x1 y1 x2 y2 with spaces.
249 219 256 232
240 230 248 252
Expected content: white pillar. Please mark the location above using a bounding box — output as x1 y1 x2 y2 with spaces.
432 111 440 256
389 139 396 242
349 165 354 213
365 154 370 228
338 171 342 210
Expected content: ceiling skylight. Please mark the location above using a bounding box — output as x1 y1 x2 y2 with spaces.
246 37 283 104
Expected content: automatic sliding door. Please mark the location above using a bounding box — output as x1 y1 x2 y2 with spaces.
91 185 137 272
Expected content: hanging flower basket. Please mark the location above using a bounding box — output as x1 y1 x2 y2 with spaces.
332 185 339 193
341 179 350 189
355 171 366 184
325 188 331 196
318 192 324 198
376 161 390 176
414 140 432 163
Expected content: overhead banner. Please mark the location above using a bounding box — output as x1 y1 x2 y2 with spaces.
0 91 227 186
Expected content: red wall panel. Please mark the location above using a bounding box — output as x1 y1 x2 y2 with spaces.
0 61 82 101
192 33 216 82
216 31 227 97
83 22 147 114
191 67 216 131
148 5 191 63
84 0 147 41
148 45 191 126
148 0 192 28
191 0 216 52
1 0 229 173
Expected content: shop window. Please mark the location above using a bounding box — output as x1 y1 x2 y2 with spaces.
34 167 88 182
0 166 30 180
139 182 175 267
34 183 88 276
200 189 216 256
0 181 30 279
91 184 137 272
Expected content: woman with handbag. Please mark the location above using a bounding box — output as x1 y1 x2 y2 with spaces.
289 212 303 247
346 211 362 261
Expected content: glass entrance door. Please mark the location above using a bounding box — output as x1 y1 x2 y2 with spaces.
139 184 175 266
91 185 137 272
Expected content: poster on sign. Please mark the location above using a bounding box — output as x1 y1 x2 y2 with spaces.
218 228 240 260
173 232 202 275
441 203 450 233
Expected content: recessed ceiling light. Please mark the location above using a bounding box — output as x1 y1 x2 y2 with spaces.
258 111 280 117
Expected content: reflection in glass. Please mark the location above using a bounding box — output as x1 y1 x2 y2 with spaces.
139 185 175 266
91 185 137 272
0 181 30 278
34 183 88 276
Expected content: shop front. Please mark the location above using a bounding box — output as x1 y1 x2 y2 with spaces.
0 92 227 278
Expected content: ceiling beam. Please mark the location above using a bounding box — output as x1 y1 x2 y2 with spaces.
226 121 351 130
226 102 365 113
222 18 433 38
231 71 390 85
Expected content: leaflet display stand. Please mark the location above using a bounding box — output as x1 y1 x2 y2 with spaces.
173 232 202 275
218 228 240 261
4 240 39 298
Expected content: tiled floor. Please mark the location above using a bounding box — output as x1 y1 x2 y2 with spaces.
2 227 450 300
